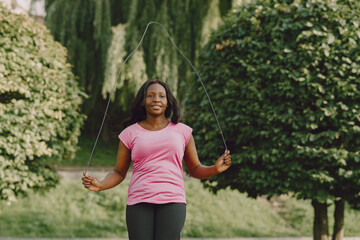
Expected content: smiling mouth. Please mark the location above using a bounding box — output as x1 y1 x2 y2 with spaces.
151 105 162 109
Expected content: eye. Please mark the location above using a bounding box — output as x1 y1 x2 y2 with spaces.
160 95 166 99
147 94 154 98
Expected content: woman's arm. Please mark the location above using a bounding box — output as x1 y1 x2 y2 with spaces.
82 140 131 192
183 135 231 179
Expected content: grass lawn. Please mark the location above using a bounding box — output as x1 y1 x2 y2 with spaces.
1 178 360 238
49 136 119 167
3 136 359 238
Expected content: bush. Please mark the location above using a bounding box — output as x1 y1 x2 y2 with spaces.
0 4 85 202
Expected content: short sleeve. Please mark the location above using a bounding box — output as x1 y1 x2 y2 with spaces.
179 123 193 146
118 126 134 150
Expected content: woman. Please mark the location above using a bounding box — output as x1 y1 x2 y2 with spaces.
82 79 231 240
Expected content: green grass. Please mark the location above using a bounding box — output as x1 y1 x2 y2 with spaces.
49 136 118 167
8 136 360 237
183 181 304 237
1 178 360 238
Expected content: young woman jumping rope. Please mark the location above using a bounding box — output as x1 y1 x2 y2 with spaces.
82 79 231 240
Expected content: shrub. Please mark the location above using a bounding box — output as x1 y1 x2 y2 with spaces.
0 4 85 202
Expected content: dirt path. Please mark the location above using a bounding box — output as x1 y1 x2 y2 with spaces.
56 166 115 181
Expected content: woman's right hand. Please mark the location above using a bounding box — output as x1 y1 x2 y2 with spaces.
82 172 101 192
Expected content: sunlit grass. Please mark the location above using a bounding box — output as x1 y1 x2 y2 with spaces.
184 181 303 237
1 178 359 238
0 179 129 238
11 134 360 238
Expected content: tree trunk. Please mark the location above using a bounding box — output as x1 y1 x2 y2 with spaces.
332 199 345 240
312 200 329 240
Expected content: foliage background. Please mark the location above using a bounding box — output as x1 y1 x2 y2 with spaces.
187 0 360 205
45 0 111 136
0 4 85 202
2 0 360 238
44 0 232 139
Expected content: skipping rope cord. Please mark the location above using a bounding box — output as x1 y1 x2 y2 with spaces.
85 21 228 174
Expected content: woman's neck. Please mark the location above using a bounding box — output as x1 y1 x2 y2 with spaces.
141 116 169 129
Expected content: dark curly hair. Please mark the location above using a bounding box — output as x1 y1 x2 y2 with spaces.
123 79 180 128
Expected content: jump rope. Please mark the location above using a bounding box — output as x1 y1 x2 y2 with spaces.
85 21 228 174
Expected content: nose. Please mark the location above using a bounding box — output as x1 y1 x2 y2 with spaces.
153 95 160 102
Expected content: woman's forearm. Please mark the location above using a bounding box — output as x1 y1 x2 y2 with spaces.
189 164 219 179
184 136 231 180
99 170 125 191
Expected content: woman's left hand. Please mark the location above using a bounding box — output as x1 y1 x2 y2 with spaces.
215 150 231 173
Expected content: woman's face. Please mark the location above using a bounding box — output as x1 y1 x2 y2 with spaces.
144 83 168 116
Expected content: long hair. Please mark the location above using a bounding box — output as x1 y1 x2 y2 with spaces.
123 79 180 128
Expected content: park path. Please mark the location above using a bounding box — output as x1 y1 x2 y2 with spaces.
56 166 114 181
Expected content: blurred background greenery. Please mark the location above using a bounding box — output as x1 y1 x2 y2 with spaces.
1 0 360 239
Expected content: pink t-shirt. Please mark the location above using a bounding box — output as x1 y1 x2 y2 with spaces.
118 121 192 205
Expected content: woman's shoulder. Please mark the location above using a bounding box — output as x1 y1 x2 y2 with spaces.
174 122 191 128
172 122 192 133
119 123 139 136
171 122 193 145
122 123 137 131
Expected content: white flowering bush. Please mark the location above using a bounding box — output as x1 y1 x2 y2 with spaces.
0 4 85 202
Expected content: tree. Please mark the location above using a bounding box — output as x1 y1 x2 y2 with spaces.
45 0 112 137
0 4 85 202
108 0 131 26
102 0 226 133
45 0 226 140
186 0 360 239
123 0 211 105
101 23 148 138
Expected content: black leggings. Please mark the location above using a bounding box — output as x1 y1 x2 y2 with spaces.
126 202 186 240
